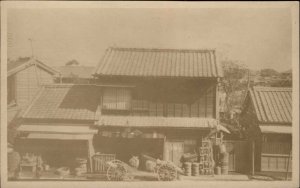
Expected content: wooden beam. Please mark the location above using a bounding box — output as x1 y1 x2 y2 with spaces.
285 150 292 180
252 141 255 175
163 136 167 160
87 139 95 173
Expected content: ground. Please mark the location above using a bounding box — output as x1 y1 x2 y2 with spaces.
250 171 292 181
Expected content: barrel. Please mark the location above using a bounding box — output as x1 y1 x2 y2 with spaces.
214 166 221 175
192 163 199 176
221 166 229 175
184 162 192 176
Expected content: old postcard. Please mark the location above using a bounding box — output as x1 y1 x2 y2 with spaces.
1 1 299 188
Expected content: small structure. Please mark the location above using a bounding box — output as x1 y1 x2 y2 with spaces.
53 65 95 84
15 84 100 177
240 87 292 173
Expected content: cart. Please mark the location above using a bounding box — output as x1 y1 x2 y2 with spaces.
92 154 179 181
92 154 128 181
155 160 178 181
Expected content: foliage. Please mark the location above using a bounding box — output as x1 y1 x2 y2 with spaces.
260 68 279 77
221 60 248 112
65 59 79 66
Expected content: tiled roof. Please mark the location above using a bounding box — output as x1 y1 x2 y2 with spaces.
97 115 223 129
53 66 95 79
249 87 292 124
22 84 101 121
94 47 223 78
8 57 59 76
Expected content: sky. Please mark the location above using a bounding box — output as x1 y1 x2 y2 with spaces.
7 7 292 71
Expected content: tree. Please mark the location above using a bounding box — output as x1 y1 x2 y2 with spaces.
220 60 248 127
260 68 279 77
65 59 79 66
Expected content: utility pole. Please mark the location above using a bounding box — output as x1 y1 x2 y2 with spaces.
28 38 34 58
247 68 251 89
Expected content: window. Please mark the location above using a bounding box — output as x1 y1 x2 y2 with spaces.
102 87 131 110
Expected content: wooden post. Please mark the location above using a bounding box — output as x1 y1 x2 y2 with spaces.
251 141 255 175
163 136 167 161
87 139 95 173
285 150 292 180
215 80 219 120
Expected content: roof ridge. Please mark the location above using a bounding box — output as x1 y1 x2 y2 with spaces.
110 47 216 53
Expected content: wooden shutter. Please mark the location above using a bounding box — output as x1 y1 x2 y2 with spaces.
102 88 131 110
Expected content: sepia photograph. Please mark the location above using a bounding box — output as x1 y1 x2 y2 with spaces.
1 1 299 188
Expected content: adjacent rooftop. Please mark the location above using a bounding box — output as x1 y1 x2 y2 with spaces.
249 87 292 124
22 84 101 121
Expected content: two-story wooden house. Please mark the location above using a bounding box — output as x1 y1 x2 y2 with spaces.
92 47 225 165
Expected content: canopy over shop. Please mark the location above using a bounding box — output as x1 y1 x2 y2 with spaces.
95 115 229 166
16 124 98 172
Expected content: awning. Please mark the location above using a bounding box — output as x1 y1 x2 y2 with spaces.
97 115 229 132
17 124 98 140
259 125 292 134
26 133 94 140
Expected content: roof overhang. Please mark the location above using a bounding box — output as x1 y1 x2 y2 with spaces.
259 125 292 134
17 124 98 140
97 115 229 133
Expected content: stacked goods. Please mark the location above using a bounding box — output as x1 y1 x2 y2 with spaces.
192 163 199 176
198 140 214 175
74 158 87 176
214 166 221 175
128 156 140 169
183 162 192 176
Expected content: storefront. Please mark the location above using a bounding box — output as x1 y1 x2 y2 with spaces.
15 124 97 179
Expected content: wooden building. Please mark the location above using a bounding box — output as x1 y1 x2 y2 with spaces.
7 57 59 144
240 87 292 173
92 47 226 165
15 84 100 172
8 57 59 108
